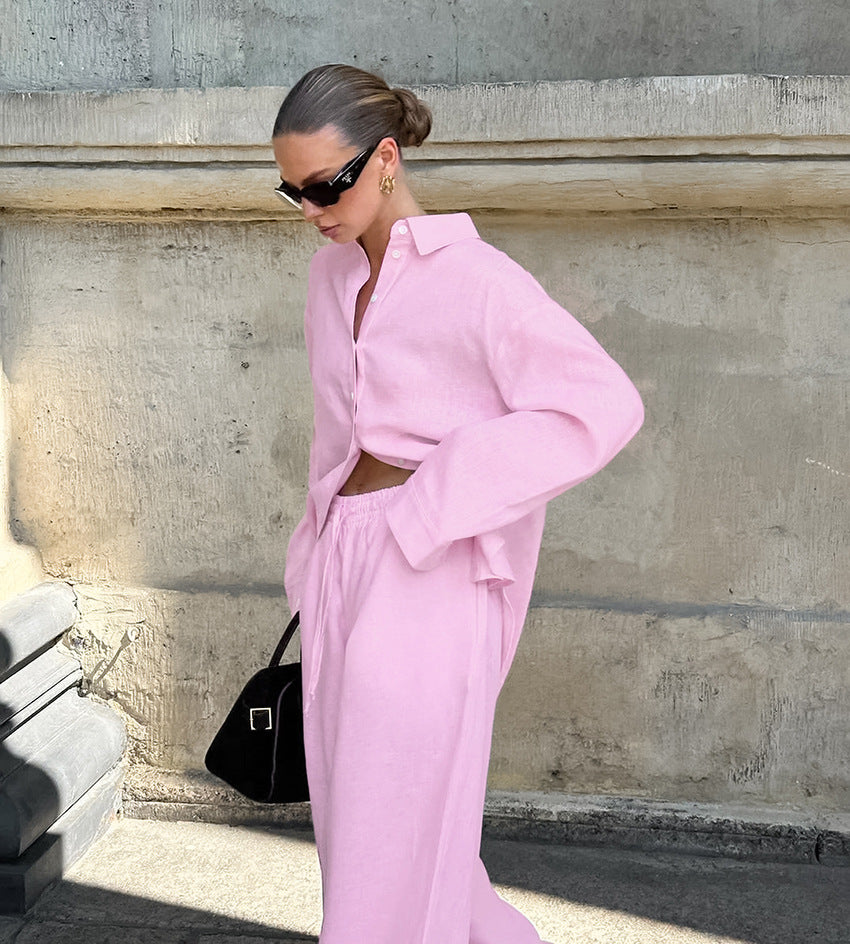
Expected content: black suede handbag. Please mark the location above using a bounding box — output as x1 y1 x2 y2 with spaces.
204 612 309 803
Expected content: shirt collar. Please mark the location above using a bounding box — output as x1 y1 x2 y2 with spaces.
398 212 480 255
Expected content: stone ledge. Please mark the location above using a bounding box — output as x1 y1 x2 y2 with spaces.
4 75 850 149
483 790 850 867
2 75 850 216
122 767 850 865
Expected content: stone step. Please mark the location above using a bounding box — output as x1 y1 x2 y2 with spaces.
0 764 122 914
0 582 77 681
0 689 126 858
0 647 82 739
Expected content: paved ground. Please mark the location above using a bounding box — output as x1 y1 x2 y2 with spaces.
1 817 848 943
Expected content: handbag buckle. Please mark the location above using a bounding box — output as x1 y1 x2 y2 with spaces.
249 707 273 731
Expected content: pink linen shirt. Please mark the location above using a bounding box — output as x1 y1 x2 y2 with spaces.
284 212 644 647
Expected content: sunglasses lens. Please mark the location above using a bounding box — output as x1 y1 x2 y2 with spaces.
302 183 339 208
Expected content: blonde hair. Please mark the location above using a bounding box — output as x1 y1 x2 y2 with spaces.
273 64 432 150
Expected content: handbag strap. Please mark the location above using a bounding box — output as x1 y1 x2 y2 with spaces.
269 611 300 668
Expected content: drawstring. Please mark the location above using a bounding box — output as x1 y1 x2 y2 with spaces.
305 511 341 708
303 484 407 711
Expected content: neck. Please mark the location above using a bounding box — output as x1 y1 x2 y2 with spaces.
358 186 425 274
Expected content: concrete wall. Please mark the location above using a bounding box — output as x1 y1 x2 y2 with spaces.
0 375 44 600
1 76 849 817
1 0 849 91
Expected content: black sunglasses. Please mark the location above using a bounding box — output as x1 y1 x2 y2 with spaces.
274 142 380 209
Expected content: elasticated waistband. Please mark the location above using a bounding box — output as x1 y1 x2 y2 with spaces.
326 482 406 524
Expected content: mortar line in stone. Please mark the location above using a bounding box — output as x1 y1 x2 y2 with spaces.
529 594 850 624
4 154 850 170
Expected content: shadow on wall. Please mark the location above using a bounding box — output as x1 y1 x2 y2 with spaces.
0 582 124 913
0 675 64 913
0 615 66 912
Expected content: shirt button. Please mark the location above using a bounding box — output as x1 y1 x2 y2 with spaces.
398 225 408 235
391 249 401 259
398 458 406 467
350 391 355 400
370 293 378 303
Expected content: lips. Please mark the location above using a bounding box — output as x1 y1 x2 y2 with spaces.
319 225 340 238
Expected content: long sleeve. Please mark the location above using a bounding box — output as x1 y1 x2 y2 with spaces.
283 286 320 614
384 294 644 571
283 504 315 613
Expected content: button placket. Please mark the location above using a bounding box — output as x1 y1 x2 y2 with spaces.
354 229 408 354
352 345 359 415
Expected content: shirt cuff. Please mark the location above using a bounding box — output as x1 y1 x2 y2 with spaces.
384 481 450 571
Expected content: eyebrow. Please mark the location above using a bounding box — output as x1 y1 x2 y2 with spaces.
300 167 336 186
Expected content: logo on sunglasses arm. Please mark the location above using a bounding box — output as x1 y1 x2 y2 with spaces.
341 174 352 184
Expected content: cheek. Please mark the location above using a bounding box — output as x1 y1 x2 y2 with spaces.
352 177 386 218
334 184 381 228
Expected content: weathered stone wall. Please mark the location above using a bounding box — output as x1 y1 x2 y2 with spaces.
1 0 849 91
1 76 849 816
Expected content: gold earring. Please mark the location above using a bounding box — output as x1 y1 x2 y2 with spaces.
379 174 395 195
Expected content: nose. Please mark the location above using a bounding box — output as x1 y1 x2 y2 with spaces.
301 198 322 220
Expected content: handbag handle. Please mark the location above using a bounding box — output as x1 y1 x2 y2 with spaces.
269 611 300 668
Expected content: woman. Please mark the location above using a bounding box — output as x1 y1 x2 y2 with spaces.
273 64 644 944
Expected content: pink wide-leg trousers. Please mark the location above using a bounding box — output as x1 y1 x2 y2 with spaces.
298 484 547 944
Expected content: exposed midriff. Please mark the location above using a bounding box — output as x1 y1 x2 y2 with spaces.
337 450 414 495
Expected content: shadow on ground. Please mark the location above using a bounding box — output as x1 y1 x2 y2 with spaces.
482 835 850 944
1 880 318 942
2 823 848 944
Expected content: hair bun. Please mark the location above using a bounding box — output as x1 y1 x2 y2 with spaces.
273 66 433 154
393 87 432 148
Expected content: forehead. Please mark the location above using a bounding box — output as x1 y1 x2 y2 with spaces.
272 125 359 185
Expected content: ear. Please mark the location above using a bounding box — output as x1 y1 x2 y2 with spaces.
376 136 401 175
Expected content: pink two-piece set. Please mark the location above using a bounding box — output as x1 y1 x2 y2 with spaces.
285 212 644 944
